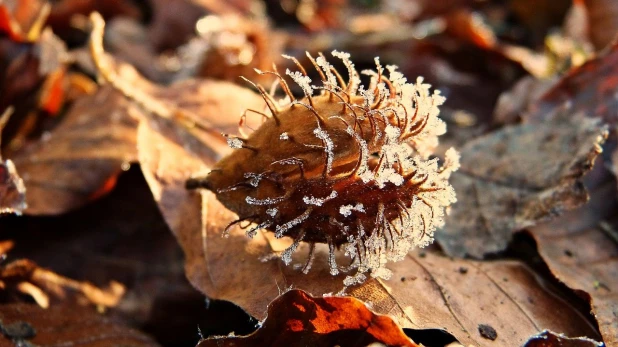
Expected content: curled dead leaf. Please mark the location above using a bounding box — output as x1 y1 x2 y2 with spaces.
11 86 139 215
528 169 618 346
198 289 419 347
0 258 125 309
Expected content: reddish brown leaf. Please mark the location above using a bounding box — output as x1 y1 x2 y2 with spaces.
581 0 618 51
435 115 606 258
0 0 48 42
524 330 604 347
444 9 497 49
0 303 158 346
0 27 70 151
198 289 418 347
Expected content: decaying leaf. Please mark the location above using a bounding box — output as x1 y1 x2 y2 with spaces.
579 0 618 51
83 12 611 346
177 190 600 347
525 40 618 191
526 41 618 126
0 166 208 345
10 86 139 214
0 303 158 346
528 171 618 346
492 75 556 125
434 114 606 258
524 330 604 347
198 289 419 347
0 0 49 42
0 257 125 309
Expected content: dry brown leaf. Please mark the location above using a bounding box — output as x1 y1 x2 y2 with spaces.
0 258 125 309
173 189 601 347
434 114 606 258
46 0 141 43
135 78 266 241
581 0 618 51
0 303 158 346
444 9 497 49
525 41 618 189
11 86 139 215
524 330 604 347
0 0 48 42
0 27 70 149
528 173 618 346
492 75 556 125
526 41 618 125
148 0 208 52
198 289 419 347
83 13 607 347
0 167 203 345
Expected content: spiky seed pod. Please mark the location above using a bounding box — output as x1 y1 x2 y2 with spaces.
189 51 459 285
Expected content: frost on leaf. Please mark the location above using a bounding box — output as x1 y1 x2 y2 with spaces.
196 50 459 287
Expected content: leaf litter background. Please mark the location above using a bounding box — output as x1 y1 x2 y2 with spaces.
0 0 617 346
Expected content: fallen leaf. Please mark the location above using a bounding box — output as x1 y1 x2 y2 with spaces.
0 257 125 309
147 0 208 52
434 114 606 258
84 13 608 347
525 41 618 191
11 85 139 214
0 303 158 346
46 0 141 44
177 190 600 347
528 171 618 346
580 0 618 51
524 330 604 347
198 289 419 347
0 165 215 346
492 75 556 125
0 26 70 151
0 0 48 42
526 41 618 126
444 9 496 49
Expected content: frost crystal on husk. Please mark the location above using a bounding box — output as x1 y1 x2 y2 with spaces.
194 50 459 287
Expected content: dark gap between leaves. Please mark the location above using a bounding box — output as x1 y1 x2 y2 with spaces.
403 328 458 347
